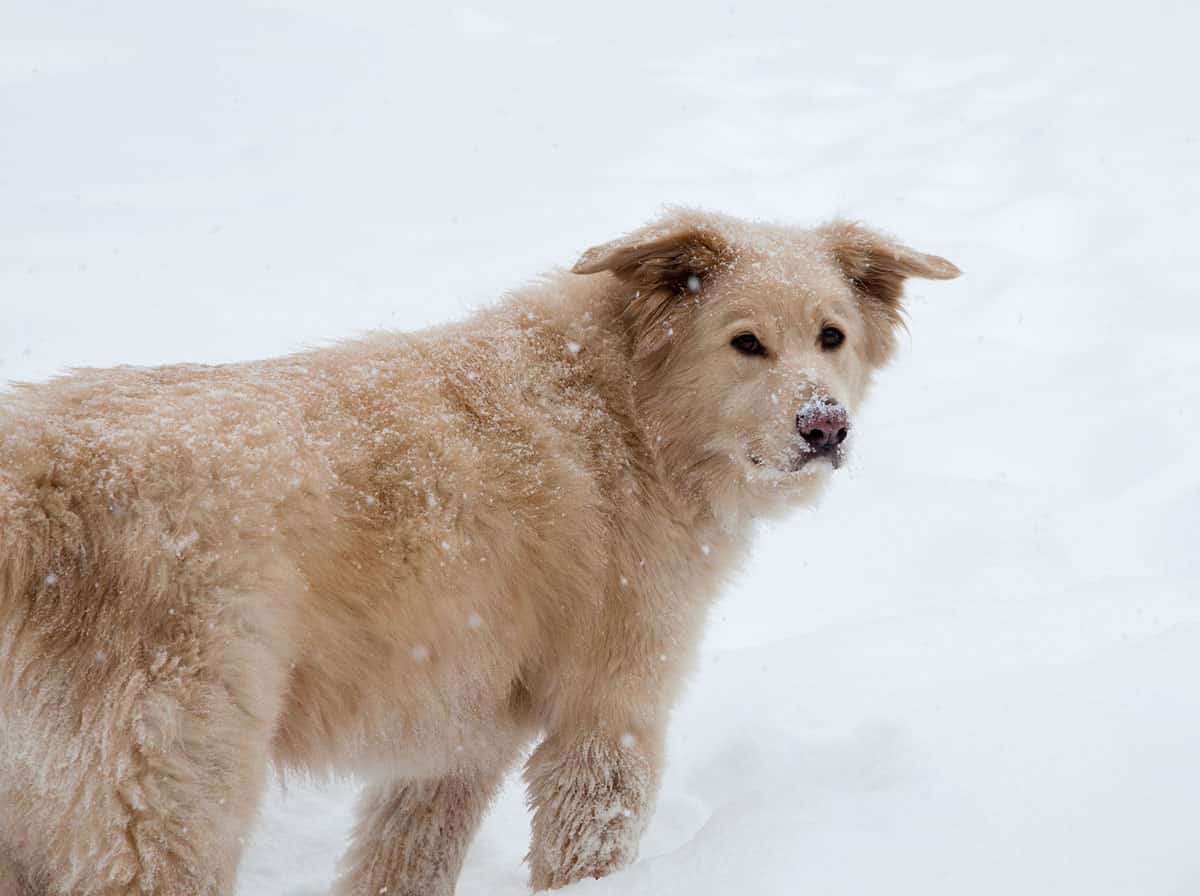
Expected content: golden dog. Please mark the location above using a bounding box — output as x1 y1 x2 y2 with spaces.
0 209 957 894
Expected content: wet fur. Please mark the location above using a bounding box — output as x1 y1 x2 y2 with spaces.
0 208 957 894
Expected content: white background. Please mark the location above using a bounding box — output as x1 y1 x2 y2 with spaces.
3 2 1199 893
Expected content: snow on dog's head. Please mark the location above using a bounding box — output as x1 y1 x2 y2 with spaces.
574 208 959 524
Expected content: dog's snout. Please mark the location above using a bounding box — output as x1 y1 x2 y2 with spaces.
797 397 849 450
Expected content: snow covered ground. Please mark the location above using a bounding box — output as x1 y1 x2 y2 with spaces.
4 1 1199 893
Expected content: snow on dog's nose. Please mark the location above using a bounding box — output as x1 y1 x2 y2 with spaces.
796 396 849 451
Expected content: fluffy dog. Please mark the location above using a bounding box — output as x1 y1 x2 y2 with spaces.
0 209 958 894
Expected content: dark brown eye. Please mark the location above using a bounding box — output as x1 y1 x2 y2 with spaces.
731 332 766 356
819 326 845 350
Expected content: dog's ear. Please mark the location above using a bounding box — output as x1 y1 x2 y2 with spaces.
820 221 960 312
572 222 728 293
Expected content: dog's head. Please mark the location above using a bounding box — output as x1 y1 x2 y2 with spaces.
574 208 959 523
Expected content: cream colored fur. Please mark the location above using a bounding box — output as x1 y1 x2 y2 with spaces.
0 209 957 894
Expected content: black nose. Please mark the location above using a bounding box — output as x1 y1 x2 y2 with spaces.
797 397 850 450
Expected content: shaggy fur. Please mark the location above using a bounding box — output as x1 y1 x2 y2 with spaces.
0 208 958 894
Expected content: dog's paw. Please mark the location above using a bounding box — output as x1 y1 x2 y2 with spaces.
525 733 656 890
528 799 643 890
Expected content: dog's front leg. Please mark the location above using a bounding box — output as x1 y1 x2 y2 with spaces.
524 724 662 890
334 769 501 896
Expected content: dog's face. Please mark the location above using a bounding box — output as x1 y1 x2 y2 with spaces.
575 210 959 522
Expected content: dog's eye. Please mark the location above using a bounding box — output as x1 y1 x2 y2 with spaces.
731 333 766 356
819 326 845 350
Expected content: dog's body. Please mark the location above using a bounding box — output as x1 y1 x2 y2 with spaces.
0 210 957 895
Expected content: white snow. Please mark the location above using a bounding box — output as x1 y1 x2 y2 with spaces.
3 2 1198 895
409 645 431 664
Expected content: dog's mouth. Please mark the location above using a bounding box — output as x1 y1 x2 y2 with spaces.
748 443 844 475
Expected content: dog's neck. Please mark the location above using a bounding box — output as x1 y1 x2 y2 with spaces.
558 275 756 539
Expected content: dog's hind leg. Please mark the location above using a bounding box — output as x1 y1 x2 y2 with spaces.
0 605 289 896
0 847 37 896
333 767 504 896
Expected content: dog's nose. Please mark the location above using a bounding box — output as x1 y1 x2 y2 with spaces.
797 398 849 450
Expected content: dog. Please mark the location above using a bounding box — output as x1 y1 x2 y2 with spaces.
0 208 958 895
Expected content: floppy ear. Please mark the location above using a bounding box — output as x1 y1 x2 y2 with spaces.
820 221 960 313
572 222 729 294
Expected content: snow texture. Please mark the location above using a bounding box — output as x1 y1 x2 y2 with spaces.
3 2 1199 894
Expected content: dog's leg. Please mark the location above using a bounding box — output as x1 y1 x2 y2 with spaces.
3 687 273 896
524 726 662 890
334 768 503 896
0 848 36 896
0 622 284 896
73 681 273 896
